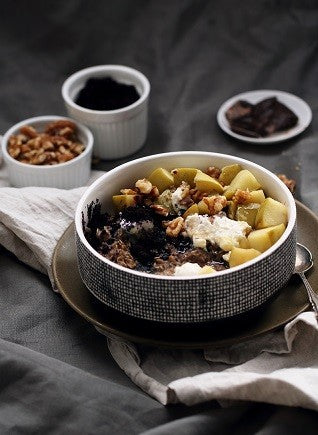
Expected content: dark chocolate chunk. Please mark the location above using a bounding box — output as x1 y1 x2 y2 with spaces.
225 96 298 138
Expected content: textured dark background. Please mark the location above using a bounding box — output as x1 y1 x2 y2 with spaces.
1 0 318 433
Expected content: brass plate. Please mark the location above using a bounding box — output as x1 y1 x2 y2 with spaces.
52 201 318 349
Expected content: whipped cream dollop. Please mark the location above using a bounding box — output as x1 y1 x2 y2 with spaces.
184 213 250 251
171 183 189 213
174 262 215 276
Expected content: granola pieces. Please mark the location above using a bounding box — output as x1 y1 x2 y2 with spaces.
7 120 85 165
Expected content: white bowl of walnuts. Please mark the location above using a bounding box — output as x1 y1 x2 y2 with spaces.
2 115 93 189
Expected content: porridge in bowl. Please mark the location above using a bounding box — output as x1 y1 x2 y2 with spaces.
83 163 288 276
75 152 296 322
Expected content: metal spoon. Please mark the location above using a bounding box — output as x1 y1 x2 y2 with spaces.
294 243 318 318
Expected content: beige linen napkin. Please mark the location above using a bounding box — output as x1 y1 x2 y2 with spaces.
0 161 318 411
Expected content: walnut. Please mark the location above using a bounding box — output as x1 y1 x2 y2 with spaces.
20 125 38 138
7 120 85 166
21 144 31 153
164 217 184 237
107 240 136 269
59 126 73 137
277 174 296 193
135 178 153 194
178 181 190 199
16 134 28 144
57 152 74 163
190 188 207 202
45 120 76 136
28 136 42 149
74 144 85 155
42 141 54 151
206 166 221 179
149 186 160 198
9 147 21 158
203 195 227 215
33 154 47 165
150 204 169 216
179 194 194 208
232 189 252 204
120 188 137 195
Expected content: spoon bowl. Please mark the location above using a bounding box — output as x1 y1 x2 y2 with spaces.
295 243 318 318
295 243 313 274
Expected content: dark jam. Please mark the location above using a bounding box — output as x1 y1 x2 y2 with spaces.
75 77 140 111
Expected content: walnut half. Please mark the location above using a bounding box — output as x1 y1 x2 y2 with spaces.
164 217 184 237
203 195 227 215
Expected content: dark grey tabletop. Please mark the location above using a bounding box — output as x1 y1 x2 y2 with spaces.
1 1 318 433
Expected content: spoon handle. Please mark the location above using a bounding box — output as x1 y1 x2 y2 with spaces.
299 272 318 318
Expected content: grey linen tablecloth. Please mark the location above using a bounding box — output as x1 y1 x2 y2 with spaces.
0 164 317 411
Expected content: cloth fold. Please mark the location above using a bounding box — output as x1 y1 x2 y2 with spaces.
1 175 318 411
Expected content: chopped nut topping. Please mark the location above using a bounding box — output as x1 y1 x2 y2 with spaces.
277 174 296 193
150 204 170 216
164 216 184 237
107 240 136 269
149 186 160 198
20 125 38 138
120 188 137 195
206 166 221 179
232 189 252 204
7 120 85 166
178 181 190 200
203 195 227 215
190 188 207 202
135 178 153 194
45 120 76 136
180 197 194 209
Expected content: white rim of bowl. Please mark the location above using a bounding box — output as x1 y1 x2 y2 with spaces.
61 64 150 115
75 151 297 281
2 115 93 169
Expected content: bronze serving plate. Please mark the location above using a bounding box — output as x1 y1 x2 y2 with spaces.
52 200 318 349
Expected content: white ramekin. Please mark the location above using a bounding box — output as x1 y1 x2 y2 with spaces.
61 65 150 160
2 116 93 189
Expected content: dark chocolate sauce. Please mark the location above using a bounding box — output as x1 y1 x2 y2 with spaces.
75 77 140 111
84 203 228 274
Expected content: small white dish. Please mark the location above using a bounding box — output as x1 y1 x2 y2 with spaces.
62 65 150 160
217 90 312 144
2 116 93 189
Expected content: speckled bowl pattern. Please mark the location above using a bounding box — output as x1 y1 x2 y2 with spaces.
62 65 150 160
75 152 297 323
2 116 93 189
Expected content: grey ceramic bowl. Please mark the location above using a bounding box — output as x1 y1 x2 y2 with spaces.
75 151 297 323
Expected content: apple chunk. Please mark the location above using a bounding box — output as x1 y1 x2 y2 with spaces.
236 203 260 227
247 190 266 204
112 194 140 210
219 164 242 185
224 169 262 199
255 197 288 229
183 203 199 218
171 167 198 187
229 247 261 267
247 223 286 252
148 167 174 193
194 171 224 193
